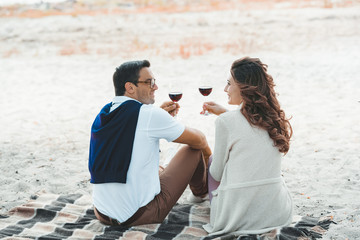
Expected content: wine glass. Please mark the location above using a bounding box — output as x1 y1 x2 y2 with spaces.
199 86 212 115
168 92 183 103
163 91 182 165
168 92 182 118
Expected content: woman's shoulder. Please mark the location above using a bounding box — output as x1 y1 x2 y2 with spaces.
217 109 246 123
216 109 256 136
215 110 247 133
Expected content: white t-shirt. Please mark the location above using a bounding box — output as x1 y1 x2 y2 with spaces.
92 96 185 222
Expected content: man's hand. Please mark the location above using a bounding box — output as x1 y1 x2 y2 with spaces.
160 101 180 117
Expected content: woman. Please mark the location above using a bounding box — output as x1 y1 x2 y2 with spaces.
202 57 293 236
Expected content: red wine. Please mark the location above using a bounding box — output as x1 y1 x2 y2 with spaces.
169 92 182 102
199 87 212 96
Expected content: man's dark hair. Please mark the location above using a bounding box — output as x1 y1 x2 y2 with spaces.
113 60 151 96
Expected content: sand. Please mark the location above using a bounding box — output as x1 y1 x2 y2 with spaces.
0 1 359 239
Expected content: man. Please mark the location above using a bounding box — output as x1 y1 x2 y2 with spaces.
89 60 211 226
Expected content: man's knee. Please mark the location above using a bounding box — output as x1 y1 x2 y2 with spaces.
179 145 202 157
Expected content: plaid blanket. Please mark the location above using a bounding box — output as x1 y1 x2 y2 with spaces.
0 193 333 239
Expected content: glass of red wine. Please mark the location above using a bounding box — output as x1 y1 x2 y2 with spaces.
169 92 182 103
168 92 182 118
199 86 212 115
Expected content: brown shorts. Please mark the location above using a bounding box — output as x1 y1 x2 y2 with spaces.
94 146 208 226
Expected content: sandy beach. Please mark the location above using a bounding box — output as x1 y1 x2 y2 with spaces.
0 0 359 239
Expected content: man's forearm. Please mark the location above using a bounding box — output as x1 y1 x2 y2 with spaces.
173 127 209 151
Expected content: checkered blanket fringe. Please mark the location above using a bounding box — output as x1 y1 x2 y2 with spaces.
0 193 334 240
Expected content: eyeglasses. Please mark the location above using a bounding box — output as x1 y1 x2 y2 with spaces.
137 78 156 89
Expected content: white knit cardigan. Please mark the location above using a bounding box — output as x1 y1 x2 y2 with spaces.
203 110 293 236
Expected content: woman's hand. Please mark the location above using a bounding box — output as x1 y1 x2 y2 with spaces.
201 101 228 116
160 101 180 117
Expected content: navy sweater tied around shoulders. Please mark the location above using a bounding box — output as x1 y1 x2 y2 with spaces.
89 100 142 184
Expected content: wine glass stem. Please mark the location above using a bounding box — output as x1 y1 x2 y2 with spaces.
173 101 178 119
203 96 209 116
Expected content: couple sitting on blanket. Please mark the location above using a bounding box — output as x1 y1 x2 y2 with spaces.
88 57 293 236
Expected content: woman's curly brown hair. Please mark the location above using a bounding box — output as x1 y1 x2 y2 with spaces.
231 57 293 154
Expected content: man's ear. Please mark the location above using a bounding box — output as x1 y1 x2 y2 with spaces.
124 82 135 94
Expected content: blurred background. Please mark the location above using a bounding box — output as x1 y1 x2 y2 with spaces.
0 1 359 238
